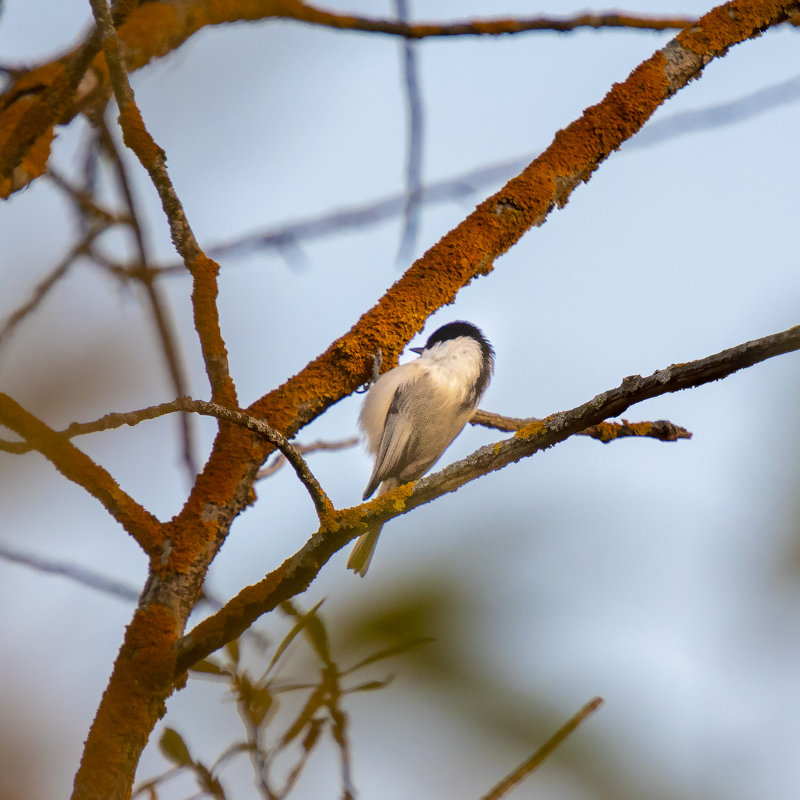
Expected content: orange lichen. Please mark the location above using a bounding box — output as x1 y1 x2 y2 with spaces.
515 419 548 440
677 0 789 56
73 604 178 799
116 2 181 64
118 102 164 167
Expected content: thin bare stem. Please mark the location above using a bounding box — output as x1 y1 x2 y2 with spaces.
291 6 694 38
0 542 140 602
471 410 692 443
257 437 360 479
479 697 604 800
395 0 424 263
190 400 333 518
0 230 100 353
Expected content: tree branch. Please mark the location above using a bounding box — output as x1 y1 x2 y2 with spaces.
395 0 424 263
175 323 800 671
479 697 604 800
93 111 199 482
0 396 333 518
0 3 694 199
0 542 140 602
0 393 162 556
89 0 236 407
471 410 692 443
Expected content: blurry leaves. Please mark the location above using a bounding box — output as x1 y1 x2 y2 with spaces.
138 599 427 800
159 728 192 768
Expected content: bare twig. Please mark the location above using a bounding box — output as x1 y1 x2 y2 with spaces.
175 323 800 670
479 697 604 800
471 410 692 443
257 437 360 480
395 0 424 263
293 8 694 38
187 401 333 518
0 542 140 602
0 229 101 353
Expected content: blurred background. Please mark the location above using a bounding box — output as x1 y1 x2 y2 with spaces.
1 1 799 798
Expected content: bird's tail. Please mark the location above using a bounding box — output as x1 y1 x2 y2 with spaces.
346 524 382 577
347 478 398 576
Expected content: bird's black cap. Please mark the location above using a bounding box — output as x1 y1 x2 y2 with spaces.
416 321 494 396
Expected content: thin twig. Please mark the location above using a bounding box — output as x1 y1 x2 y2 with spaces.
94 110 199 481
0 542 140 602
257 437 360 480
175 323 800 671
395 0 424 263
471 410 692 443
0 230 101 353
191 401 333 518
293 7 694 38
479 697 604 800
2 395 333 517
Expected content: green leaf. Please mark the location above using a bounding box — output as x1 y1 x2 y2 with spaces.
347 677 393 693
344 636 435 674
159 727 192 767
266 599 325 676
280 684 327 748
188 659 225 677
225 639 240 666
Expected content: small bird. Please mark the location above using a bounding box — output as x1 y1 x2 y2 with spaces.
347 321 494 576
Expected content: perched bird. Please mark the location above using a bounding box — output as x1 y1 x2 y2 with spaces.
347 321 494 576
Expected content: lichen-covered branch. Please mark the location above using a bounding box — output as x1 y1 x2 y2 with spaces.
175 323 800 671
0 2 694 198
471 409 692 443
90 0 235 406
94 111 198 481
0 393 162 555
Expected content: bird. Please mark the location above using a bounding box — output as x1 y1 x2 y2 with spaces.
347 321 494 576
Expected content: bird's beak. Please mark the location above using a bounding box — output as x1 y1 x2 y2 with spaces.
409 346 424 355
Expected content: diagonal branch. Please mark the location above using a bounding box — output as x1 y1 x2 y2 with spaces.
0 393 162 555
93 111 199 481
0 229 102 352
479 697 604 800
89 0 236 407
0 542 140 602
175 323 800 671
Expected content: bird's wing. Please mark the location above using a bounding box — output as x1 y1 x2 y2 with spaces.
362 374 457 500
362 386 415 499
